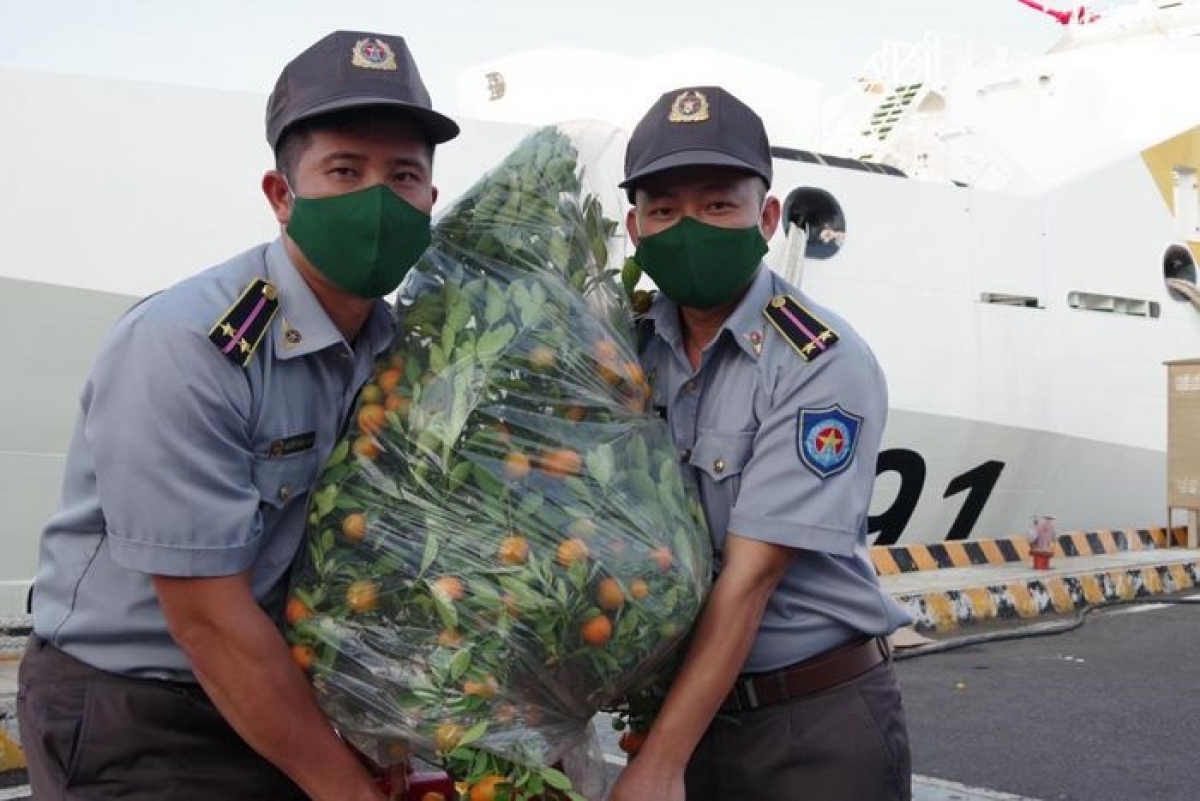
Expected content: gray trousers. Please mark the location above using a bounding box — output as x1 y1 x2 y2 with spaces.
684 661 912 801
16 635 308 800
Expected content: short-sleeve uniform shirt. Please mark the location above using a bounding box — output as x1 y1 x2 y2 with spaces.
32 240 394 680
640 266 912 672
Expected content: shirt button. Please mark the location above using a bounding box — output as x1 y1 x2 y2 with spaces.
712 458 726 474
683 381 696 393
278 484 293 502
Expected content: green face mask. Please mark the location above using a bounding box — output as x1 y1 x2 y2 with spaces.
634 217 768 309
286 184 431 298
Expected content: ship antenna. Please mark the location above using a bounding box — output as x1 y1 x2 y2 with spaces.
1014 0 1100 25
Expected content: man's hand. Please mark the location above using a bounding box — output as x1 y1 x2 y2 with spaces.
609 533 794 799
608 753 686 801
155 573 385 801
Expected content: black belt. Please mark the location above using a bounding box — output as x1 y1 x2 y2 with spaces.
721 636 890 713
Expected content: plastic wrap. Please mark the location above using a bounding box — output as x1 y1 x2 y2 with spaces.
286 122 711 797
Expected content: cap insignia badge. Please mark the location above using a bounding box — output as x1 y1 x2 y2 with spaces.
351 37 398 71
668 89 710 123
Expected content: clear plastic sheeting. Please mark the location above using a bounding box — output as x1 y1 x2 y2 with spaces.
287 122 710 795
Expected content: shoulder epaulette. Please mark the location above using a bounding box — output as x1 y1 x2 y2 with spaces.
762 294 839 362
208 278 279 367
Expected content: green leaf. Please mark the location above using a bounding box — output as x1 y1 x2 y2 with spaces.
448 646 472 680
516 492 544 517
476 323 516 359
448 459 474 492
628 470 658 501
566 558 588 590
629 434 650 472
429 342 447 372
432 590 458 630
541 767 573 790
439 326 458 358
456 720 489 749
563 477 590 498
444 293 472 334
585 444 615 487
419 532 439 575
621 256 642 298
313 484 339 518
518 297 547 328
484 284 508 325
471 463 505 496
326 439 349 467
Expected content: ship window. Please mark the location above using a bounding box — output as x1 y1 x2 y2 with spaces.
782 187 845 260
1068 291 1160 318
979 292 1041 308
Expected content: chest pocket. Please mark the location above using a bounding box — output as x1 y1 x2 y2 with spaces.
251 452 320 510
692 430 755 478
690 430 755 502
688 430 756 556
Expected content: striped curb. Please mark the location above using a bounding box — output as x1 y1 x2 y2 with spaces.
893 560 1200 632
870 526 1184 576
871 527 1198 631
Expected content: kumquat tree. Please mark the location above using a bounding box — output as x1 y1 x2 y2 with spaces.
286 123 711 800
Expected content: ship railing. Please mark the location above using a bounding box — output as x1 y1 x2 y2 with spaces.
827 33 1031 167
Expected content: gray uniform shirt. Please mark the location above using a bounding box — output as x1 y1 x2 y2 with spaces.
32 239 393 680
640 266 912 672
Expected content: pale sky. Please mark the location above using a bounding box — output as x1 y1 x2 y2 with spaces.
1 0 1065 111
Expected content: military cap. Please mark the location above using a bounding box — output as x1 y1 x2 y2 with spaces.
621 86 772 199
266 30 459 150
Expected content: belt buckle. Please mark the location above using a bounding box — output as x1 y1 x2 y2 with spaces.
876 635 892 662
774 668 790 703
724 677 760 713
739 678 760 710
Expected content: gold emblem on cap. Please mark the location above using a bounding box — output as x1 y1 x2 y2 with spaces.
351 37 398 71
668 89 710 123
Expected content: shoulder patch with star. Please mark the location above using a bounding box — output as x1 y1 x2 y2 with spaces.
797 405 862 479
762 295 839 361
208 278 279 367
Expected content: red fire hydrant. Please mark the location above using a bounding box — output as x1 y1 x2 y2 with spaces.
1029 515 1057 570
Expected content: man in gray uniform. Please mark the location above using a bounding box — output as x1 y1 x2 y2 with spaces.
17 31 457 800
609 87 913 801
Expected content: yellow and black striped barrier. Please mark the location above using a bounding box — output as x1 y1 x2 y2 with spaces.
873 527 1200 631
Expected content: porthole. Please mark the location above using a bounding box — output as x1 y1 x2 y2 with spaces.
782 187 845 260
1164 244 1197 301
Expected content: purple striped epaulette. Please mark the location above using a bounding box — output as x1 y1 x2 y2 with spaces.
208 279 279 367
762 295 839 362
